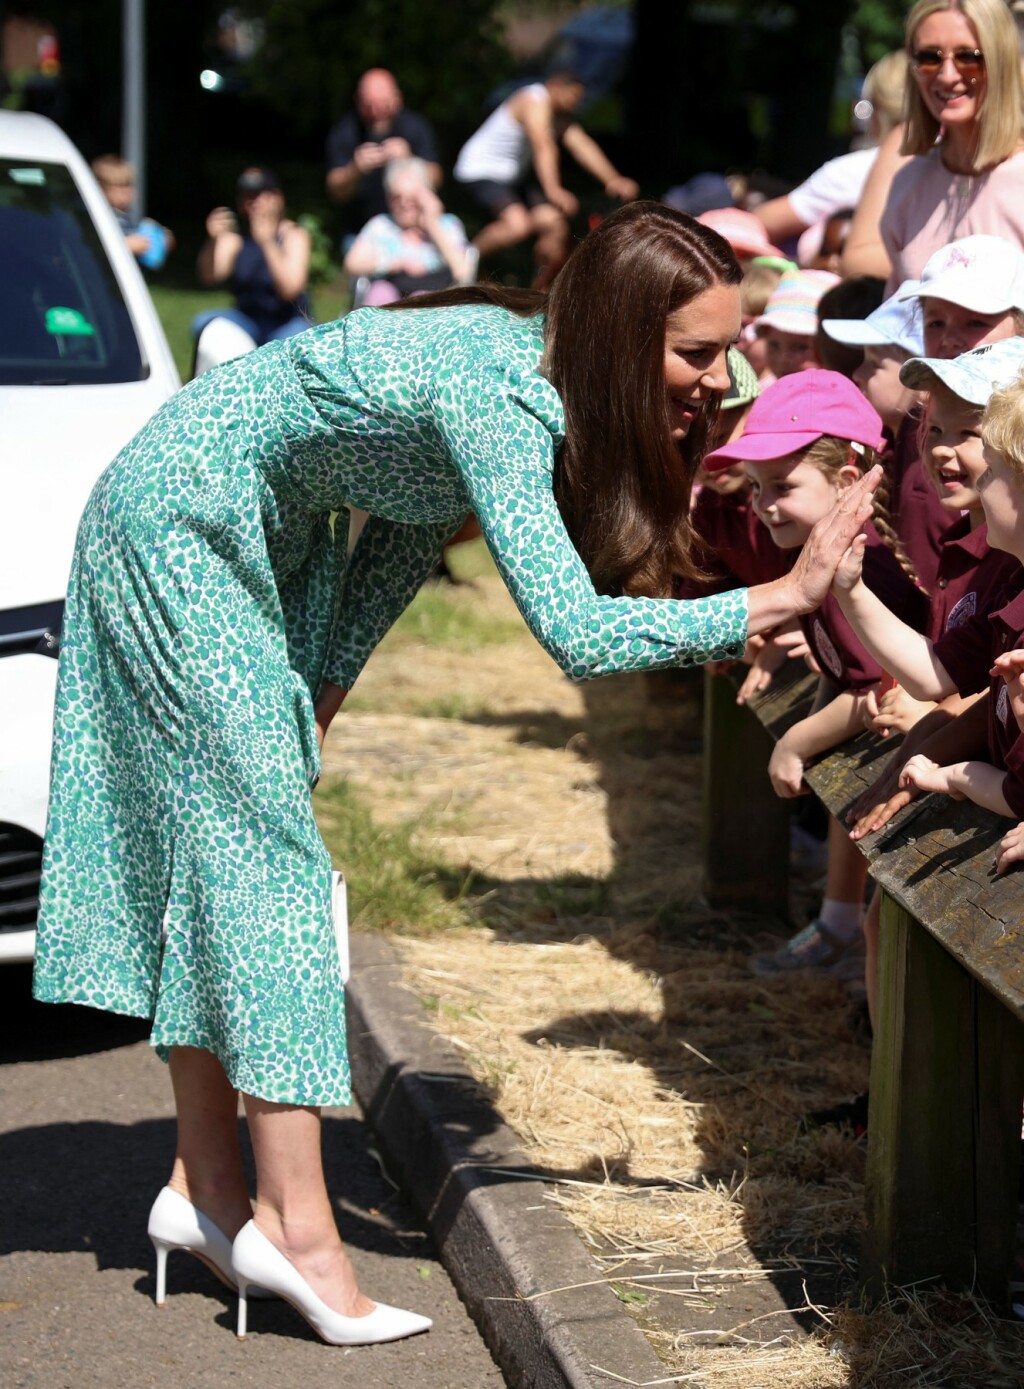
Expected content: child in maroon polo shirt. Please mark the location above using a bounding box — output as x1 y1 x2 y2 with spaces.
835 346 1023 1043
890 236 1024 593
834 338 1024 824
701 369 926 985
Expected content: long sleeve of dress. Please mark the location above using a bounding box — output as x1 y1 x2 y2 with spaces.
324 513 456 688
426 364 749 682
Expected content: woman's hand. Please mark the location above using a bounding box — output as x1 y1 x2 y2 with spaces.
899 755 965 799
248 191 284 246
314 681 349 751
205 206 237 239
996 821 1024 876
786 467 881 613
768 737 809 798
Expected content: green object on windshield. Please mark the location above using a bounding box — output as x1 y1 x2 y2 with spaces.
45 306 95 336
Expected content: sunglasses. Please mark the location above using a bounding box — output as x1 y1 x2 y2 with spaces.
911 46 985 76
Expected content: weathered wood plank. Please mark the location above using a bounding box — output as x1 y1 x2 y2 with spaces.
713 667 1024 1305
863 892 977 1295
739 673 1024 1023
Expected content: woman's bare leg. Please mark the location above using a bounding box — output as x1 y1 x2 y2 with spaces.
167 1046 255 1237
243 1094 374 1318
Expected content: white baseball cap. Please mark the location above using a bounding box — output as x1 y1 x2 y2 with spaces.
897 235 1024 315
822 281 924 357
899 336 1024 405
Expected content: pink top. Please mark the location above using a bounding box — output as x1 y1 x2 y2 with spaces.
880 147 1024 287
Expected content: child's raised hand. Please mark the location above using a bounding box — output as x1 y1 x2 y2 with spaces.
768 738 808 798
995 821 1024 876
991 650 1024 731
785 465 881 612
899 754 964 798
831 535 867 595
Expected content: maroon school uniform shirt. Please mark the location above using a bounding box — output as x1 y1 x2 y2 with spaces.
799 519 929 692
935 581 1024 817
677 485 788 599
928 517 1023 645
886 413 950 596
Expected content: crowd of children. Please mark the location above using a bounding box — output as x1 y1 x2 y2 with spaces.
683 223 1024 1138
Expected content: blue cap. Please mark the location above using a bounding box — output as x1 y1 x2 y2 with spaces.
822 281 924 358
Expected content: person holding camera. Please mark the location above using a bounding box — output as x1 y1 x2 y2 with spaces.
192 167 312 349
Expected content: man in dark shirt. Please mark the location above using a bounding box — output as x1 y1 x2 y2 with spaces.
325 68 441 227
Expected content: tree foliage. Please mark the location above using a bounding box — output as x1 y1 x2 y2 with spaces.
242 0 512 151
851 0 909 64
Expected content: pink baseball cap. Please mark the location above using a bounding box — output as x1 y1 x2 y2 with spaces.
702 369 885 472
698 207 784 260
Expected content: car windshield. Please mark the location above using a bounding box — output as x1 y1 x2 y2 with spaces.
0 157 146 385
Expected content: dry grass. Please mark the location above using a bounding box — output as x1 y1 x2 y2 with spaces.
320 545 1024 1387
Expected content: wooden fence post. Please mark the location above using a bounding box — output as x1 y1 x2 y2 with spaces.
701 671 790 915
863 889 1024 1303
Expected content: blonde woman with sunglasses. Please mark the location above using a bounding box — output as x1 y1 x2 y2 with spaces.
843 0 1024 287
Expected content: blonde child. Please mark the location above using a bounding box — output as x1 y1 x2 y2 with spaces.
738 259 787 377
834 340 1024 831
701 370 925 982
91 154 175 269
836 343 1023 1059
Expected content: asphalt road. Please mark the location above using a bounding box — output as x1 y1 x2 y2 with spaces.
0 964 507 1389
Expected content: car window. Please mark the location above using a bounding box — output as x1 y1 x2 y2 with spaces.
0 157 147 385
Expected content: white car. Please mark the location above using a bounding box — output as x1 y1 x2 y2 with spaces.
0 112 180 963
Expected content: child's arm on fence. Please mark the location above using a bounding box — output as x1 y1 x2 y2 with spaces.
847 691 988 839
768 690 868 798
900 755 1015 816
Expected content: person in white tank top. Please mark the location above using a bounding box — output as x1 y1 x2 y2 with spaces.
454 71 639 288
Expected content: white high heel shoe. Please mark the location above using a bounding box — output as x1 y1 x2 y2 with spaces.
147 1187 275 1304
231 1220 432 1345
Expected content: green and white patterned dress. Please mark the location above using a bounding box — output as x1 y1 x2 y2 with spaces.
33 305 749 1105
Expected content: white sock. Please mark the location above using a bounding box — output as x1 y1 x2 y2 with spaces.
818 898 863 941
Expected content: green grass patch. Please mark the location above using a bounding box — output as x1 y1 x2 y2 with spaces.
410 692 487 721
314 777 475 936
386 578 526 650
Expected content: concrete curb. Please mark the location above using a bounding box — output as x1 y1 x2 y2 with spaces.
346 931 670 1389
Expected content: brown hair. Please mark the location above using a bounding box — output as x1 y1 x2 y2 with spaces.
384 201 742 595
803 436 919 583
901 0 1024 170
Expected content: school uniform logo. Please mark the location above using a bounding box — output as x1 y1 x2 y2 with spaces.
997 682 1010 728
944 591 977 631
812 619 843 681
